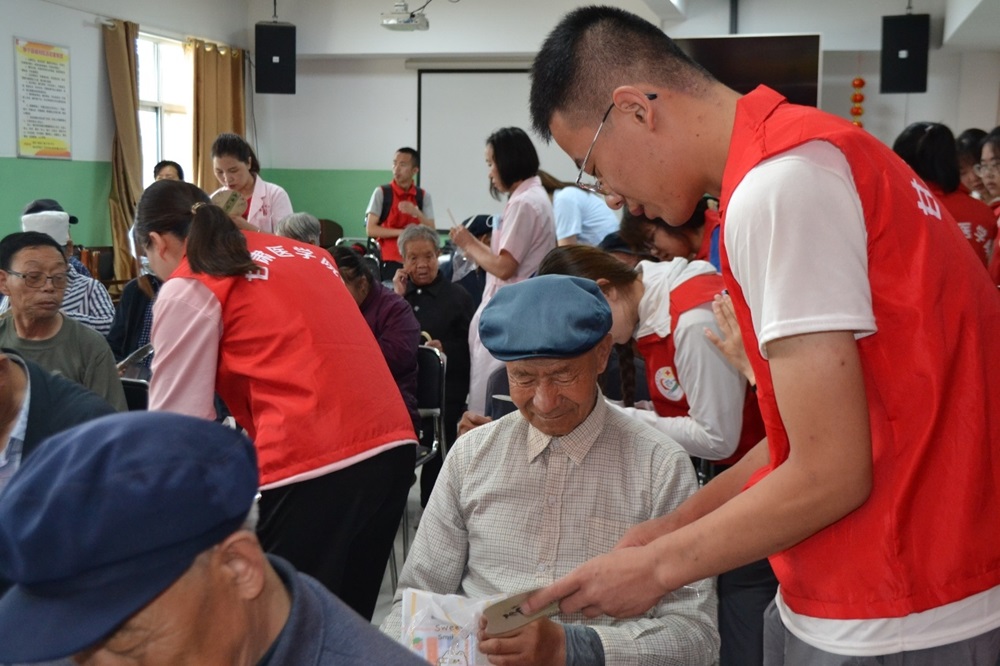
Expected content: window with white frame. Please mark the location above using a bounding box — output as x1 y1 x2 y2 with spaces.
137 34 193 189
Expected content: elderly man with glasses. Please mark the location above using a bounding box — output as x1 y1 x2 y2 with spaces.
0 199 117 335
381 274 718 666
0 231 126 410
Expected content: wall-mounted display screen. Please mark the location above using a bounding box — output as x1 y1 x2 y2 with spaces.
674 34 821 107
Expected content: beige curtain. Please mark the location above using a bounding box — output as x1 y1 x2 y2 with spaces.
192 41 246 192
102 19 142 290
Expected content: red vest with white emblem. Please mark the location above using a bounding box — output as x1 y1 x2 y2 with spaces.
719 86 1000 619
171 231 415 487
636 273 765 465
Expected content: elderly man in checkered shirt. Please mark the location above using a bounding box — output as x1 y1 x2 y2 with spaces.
381 275 719 666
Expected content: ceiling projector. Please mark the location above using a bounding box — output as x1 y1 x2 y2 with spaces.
381 2 429 31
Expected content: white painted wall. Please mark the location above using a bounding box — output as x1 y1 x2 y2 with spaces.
3 0 997 169
2 0 113 160
246 0 662 58
1 0 249 162
821 49 1000 146
243 0 999 173
250 57 415 170
252 49 999 173
30 0 251 46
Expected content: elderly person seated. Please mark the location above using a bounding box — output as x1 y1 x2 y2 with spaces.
393 223 476 505
105 273 160 376
0 232 126 410
0 412 427 665
0 199 115 335
332 244 421 435
275 211 322 245
380 274 719 665
0 349 114 497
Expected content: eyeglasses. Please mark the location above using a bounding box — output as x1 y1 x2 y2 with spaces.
974 161 1000 177
5 270 70 289
576 93 658 195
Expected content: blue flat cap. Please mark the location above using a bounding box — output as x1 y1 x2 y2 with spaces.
479 274 611 361
0 412 259 663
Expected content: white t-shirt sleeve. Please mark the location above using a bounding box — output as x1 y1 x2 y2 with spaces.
672 305 747 457
553 188 584 240
610 306 748 460
725 141 876 358
421 191 435 221
366 187 384 218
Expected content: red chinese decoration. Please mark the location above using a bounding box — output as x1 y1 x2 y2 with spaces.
851 76 866 128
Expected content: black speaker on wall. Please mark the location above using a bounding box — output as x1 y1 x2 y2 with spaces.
880 14 930 94
256 22 296 94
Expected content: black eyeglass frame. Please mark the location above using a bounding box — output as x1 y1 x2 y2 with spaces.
575 93 659 196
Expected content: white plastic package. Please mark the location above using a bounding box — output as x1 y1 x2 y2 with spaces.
399 589 503 665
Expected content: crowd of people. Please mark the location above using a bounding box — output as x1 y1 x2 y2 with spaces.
1 5 999 665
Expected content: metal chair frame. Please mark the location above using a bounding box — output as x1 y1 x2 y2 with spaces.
120 377 150 411
389 344 447 590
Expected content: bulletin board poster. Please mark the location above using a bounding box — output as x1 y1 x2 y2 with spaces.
14 38 72 159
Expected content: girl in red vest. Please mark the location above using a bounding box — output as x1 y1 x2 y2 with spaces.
539 244 764 462
893 122 996 269
135 180 416 622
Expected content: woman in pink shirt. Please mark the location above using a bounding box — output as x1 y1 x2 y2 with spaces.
450 127 557 414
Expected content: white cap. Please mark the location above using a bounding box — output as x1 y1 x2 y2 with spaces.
21 211 71 245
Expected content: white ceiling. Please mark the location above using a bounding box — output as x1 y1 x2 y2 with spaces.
252 0 999 58
941 0 1000 50
639 0 1000 52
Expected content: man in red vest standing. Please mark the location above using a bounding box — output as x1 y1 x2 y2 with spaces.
521 6 1000 666
365 147 436 281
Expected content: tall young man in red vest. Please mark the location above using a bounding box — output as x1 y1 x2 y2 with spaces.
521 6 1000 666
365 147 436 281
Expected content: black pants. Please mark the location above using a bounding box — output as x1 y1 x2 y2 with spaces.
719 557 780 666
257 444 414 621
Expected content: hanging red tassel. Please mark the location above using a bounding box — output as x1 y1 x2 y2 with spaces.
851 76 866 128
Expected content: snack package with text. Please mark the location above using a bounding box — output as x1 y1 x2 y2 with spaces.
400 589 503 665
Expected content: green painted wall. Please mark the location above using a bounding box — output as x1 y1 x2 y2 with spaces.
0 161 391 247
0 157 113 247
260 168 392 239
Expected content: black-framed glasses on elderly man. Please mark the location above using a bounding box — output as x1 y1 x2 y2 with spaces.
576 93 658 196
4 270 70 289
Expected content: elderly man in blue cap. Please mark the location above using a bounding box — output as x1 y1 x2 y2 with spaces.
0 412 426 665
381 274 718 665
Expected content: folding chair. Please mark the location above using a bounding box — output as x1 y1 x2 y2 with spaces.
120 378 150 411
389 344 447 590
334 236 382 284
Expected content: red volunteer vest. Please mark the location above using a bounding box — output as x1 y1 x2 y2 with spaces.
991 204 1000 286
172 232 415 487
719 86 1000 619
931 185 996 267
635 273 765 465
379 181 423 263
